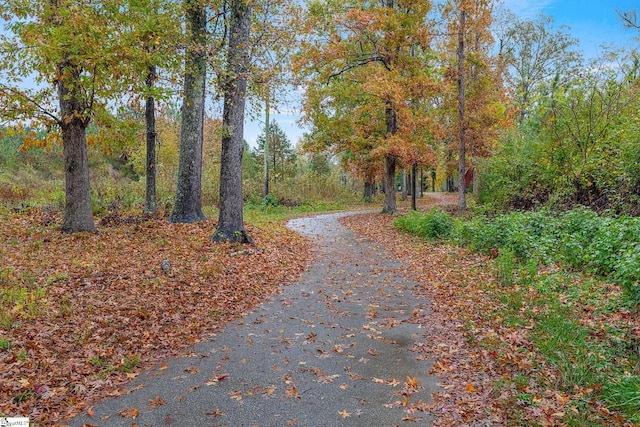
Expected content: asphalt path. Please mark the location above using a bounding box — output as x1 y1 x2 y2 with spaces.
68 212 437 427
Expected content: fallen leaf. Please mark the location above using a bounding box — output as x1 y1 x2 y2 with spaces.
117 407 139 418
284 385 300 399
406 375 420 389
206 373 229 385
338 410 351 418
148 396 166 408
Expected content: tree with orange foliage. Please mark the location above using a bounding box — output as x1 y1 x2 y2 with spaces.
297 0 438 213
439 0 512 210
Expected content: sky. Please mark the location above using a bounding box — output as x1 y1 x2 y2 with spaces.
506 0 638 55
244 0 640 151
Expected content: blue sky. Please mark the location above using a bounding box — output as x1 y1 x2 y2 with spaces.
244 1 640 150
507 0 638 55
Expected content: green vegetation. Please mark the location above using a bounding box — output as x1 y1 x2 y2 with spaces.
395 207 640 423
0 266 48 328
0 119 362 220
393 209 453 241
451 208 640 302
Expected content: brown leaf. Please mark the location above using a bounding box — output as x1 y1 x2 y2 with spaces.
118 407 139 418
148 396 166 408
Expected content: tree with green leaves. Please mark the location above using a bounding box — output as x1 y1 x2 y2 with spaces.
497 13 582 121
0 0 141 232
115 0 183 214
248 0 303 197
255 121 296 182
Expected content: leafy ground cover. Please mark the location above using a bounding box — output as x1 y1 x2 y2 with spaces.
3 196 638 426
0 206 312 425
343 206 639 425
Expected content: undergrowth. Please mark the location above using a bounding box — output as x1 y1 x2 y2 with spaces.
394 206 640 424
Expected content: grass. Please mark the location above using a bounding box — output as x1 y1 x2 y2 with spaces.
394 207 640 425
0 267 48 328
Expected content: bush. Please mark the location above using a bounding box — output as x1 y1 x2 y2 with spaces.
394 209 453 241
450 208 640 303
260 193 279 210
395 206 640 304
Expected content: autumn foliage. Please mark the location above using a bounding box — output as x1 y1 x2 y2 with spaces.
0 207 311 424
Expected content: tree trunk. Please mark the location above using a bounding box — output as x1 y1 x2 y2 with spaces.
363 181 374 202
382 155 397 213
457 7 467 212
145 65 158 214
401 169 407 201
382 100 397 214
263 94 270 197
170 0 206 223
58 70 95 233
212 0 253 244
411 163 417 210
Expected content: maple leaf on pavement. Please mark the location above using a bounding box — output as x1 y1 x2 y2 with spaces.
338 410 351 418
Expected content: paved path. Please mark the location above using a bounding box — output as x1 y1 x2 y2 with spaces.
69 212 437 427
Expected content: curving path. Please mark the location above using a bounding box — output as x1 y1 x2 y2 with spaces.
68 212 437 427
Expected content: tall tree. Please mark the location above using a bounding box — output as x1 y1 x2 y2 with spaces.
498 13 582 121
145 66 159 214
255 121 296 182
456 4 467 211
440 0 508 211
212 0 253 243
169 0 207 223
248 0 302 197
0 0 135 232
117 0 183 214
297 0 438 214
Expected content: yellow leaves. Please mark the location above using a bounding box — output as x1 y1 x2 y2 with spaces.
406 375 420 389
464 382 478 393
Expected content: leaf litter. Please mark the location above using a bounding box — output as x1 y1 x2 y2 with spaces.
340 199 637 426
0 208 311 425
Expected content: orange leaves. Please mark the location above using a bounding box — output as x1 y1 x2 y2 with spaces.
206 373 229 386
338 409 351 418
406 375 420 389
118 407 139 418
0 209 312 425
148 396 166 408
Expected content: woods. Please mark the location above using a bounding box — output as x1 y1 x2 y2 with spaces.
1 0 640 425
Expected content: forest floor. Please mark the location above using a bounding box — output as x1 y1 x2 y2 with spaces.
1 194 635 426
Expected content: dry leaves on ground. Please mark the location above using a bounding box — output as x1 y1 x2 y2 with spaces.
0 208 312 425
341 202 635 426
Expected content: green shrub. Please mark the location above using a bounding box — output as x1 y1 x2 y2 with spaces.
604 376 640 423
261 194 279 210
494 247 517 286
394 209 453 241
439 207 640 304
